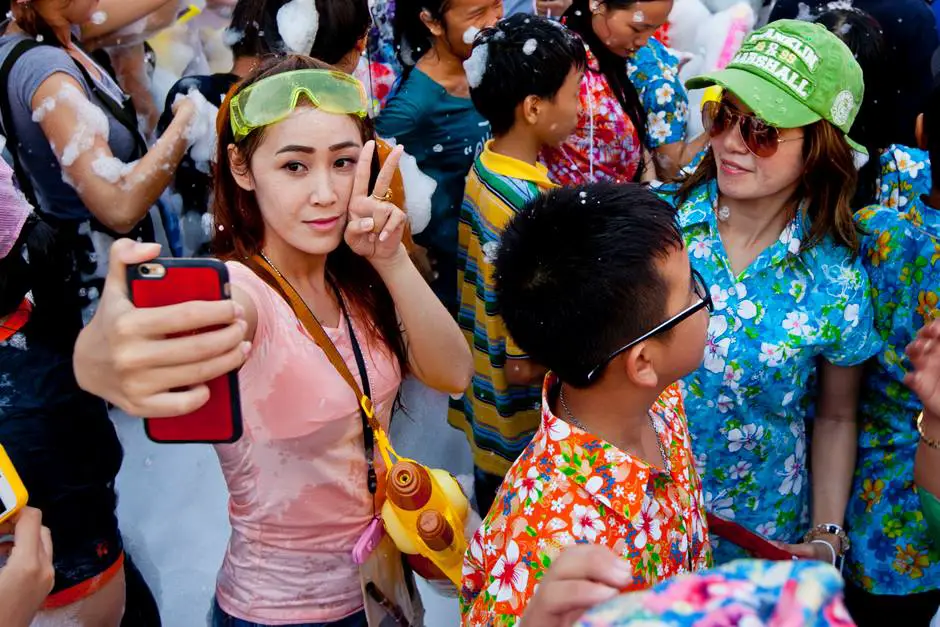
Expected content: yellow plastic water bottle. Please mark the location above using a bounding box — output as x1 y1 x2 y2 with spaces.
381 461 469 586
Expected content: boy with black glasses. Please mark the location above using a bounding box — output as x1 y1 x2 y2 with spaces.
459 183 713 626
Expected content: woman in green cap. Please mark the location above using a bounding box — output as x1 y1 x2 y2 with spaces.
662 19 881 566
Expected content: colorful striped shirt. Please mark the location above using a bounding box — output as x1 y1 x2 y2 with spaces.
449 142 556 476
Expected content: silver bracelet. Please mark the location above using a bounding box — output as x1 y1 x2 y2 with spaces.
810 539 837 567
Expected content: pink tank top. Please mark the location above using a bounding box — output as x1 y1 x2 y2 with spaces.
214 262 401 624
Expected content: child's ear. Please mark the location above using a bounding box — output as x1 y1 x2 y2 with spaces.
622 343 659 389
419 9 444 38
916 113 928 151
521 95 542 126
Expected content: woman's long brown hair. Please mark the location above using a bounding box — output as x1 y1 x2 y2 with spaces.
10 2 65 47
674 117 861 254
213 54 408 374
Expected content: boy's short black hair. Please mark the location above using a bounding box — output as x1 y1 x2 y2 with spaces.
469 15 586 137
495 183 684 387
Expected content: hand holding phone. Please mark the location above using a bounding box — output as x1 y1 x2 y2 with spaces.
0 444 28 525
127 258 243 444
0 507 55 627
74 240 249 420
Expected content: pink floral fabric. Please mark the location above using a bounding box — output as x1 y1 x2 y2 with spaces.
575 559 856 627
541 47 643 186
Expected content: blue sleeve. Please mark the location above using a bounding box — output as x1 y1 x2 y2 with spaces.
375 79 423 146
628 39 688 149
10 45 86 114
819 252 882 367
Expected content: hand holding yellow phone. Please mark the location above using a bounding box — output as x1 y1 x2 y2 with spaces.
0 444 28 525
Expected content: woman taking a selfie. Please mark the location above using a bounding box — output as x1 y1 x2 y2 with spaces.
72 54 473 627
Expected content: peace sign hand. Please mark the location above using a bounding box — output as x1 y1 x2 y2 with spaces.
345 140 408 264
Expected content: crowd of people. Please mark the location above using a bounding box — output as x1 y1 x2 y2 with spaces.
3 0 940 626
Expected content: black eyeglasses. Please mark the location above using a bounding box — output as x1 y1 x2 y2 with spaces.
583 269 713 384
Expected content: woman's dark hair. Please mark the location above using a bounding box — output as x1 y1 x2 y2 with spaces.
814 8 888 209
470 15 587 136
213 54 407 374
563 0 650 178
393 0 449 76
10 1 63 47
495 183 683 388
675 114 861 253
228 0 371 66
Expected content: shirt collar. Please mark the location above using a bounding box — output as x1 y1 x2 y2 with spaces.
479 140 556 189
537 373 677 521
678 180 815 281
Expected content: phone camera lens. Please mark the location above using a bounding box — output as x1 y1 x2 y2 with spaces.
140 265 150 276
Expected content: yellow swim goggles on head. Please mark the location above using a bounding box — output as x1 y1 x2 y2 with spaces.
230 69 369 141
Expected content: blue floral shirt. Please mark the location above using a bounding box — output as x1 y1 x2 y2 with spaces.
628 38 688 150
663 181 881 564
846 199 940 595
878 144 932 215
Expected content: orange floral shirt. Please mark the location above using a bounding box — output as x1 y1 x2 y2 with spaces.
459 374 711 626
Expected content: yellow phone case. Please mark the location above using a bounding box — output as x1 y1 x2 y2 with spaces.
0 444 28 524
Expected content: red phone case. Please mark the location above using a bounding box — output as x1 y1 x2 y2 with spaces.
706 513 797 561
127 258 243 444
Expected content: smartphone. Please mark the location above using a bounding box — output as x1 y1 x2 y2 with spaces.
127 258 243 444
0 444 28 525
706 513 798 561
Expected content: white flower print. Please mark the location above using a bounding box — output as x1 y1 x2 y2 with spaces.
756 521 777 538
779 222 801 255
758 342 785 367
895 148 926 178
778 435 806 496
689 234 712 259
544 414 571 442
694 452 707 476
844 303 860 324
514 467 544 504
571 504 606 542
487 539 529 602
727 423 764 452
710 285 729 311
585 475 603 496
729 461 752 480
737 300 757 320
782 312 813 338
648 111 671 144
550 497 565 513
655 83 675 105
704 316 731 373
704 489 735 519
632 494 663 548
716 394 734 414
722 365 742 390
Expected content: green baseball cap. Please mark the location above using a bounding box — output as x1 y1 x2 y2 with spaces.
686 19 866 154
